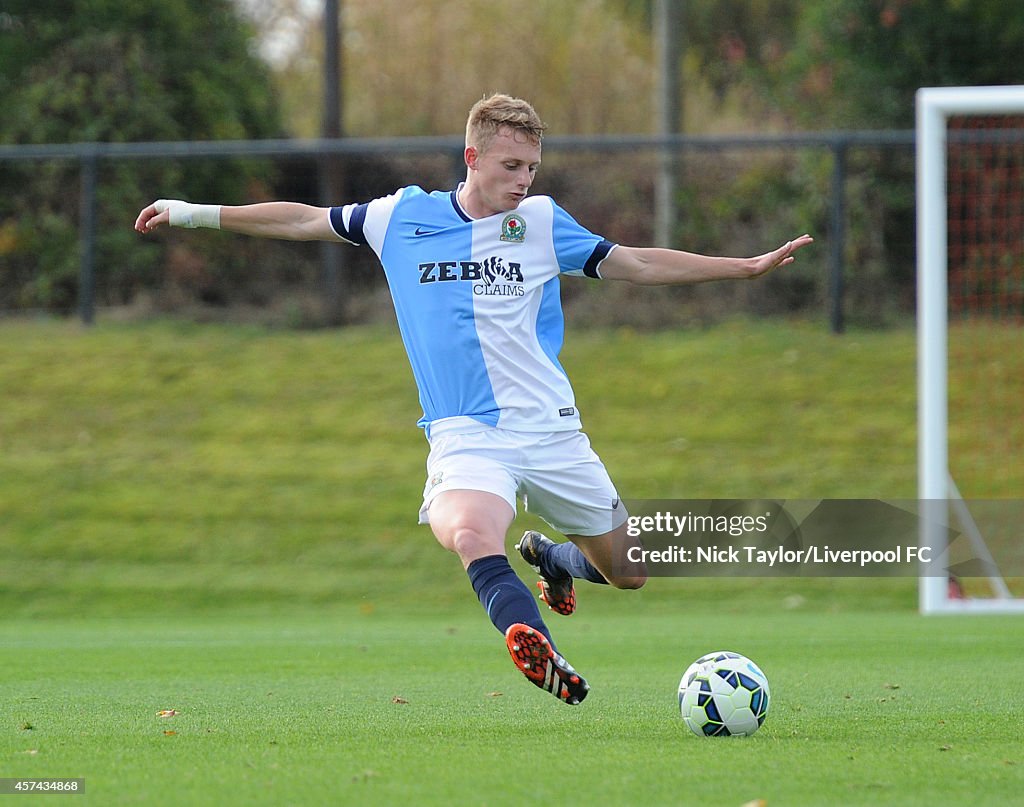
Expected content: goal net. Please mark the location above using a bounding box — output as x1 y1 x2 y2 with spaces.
916 86 1024 613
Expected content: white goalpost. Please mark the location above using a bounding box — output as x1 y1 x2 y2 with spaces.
917 85 1024 614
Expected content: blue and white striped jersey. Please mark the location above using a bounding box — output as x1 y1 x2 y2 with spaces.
329 185 616 437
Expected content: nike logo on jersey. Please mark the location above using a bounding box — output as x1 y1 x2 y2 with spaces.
414 227 435 236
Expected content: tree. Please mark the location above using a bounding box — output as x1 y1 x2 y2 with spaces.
751 0 1024 324
0 0 283 311
774 0 1024 128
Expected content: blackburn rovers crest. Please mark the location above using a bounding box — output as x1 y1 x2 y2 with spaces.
500 213 526 243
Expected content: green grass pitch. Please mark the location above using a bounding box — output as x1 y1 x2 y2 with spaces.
2 319 1023 805
4 603 1023 806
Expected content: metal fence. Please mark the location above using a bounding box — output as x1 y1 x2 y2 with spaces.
0 131 918 331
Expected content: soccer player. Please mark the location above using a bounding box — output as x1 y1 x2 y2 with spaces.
134 94 812 706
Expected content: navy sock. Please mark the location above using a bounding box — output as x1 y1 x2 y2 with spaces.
467 555 556 651
542 542 609 585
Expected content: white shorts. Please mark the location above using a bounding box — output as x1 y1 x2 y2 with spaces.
418 426 628 537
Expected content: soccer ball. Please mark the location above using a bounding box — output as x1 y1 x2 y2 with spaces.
678 651 770 737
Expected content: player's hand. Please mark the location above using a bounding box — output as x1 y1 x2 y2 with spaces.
748 234 814 278
134 201 171 234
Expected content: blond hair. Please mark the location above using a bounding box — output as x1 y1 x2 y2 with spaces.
465 94 546 155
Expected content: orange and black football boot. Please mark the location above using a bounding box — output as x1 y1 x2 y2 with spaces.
515 530 576 616
504 623 589 705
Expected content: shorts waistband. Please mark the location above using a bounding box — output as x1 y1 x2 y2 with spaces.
424 416 496 440
423 416 582 441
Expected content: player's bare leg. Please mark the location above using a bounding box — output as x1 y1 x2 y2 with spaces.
427 489 513 568
426 489 588 704
517 522 645 617
566 521 648 590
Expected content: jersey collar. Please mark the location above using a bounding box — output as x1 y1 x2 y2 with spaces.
450 183 473 223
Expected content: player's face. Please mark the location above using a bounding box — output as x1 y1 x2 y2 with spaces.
466 127 541 216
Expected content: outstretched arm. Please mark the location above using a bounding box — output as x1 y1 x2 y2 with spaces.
599 234 814 285
134 200 342 242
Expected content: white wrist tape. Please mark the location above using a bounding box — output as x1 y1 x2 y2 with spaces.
154 199 222 229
